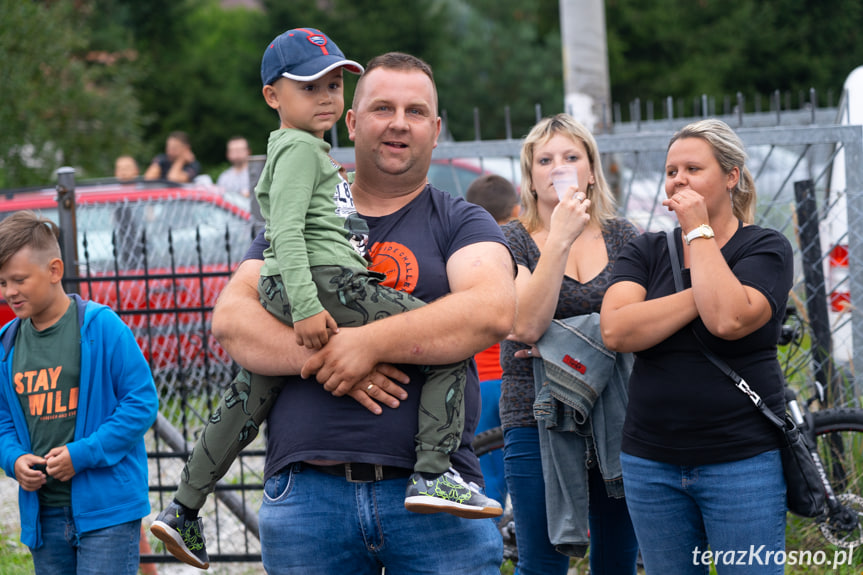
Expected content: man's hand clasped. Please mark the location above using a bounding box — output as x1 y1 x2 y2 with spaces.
301 329 410 415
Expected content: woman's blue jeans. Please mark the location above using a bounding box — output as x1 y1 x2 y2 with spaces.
504 426 568 575
504 426 638 575
477 378 507 505
621 450 786 574
259 463 503 574
29 506 141 575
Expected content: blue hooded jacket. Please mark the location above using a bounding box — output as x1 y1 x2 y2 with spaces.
0 295 157 548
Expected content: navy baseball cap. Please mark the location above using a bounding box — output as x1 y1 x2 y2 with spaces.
261 28 363 86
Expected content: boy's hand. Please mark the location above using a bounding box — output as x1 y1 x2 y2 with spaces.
45 446 76 482
295 310 339 349
13 454 47 491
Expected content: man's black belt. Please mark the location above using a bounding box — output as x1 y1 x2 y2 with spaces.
302 462 412 483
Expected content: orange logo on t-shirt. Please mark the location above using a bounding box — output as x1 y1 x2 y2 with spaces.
368 242 419 294
14 367 78 419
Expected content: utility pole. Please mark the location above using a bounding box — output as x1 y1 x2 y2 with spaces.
559 0 611 132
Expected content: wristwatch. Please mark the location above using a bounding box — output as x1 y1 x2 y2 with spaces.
684 224 715 245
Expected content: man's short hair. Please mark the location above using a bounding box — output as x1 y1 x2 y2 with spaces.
465 174 518 223
353 52 436 110
0 211 62 269
168 131 191 148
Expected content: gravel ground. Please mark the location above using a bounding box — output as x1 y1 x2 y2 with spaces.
1 475 265 575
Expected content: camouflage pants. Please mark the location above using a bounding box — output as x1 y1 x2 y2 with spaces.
176 265 467 509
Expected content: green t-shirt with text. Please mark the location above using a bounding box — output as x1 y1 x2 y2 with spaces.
13 298 80 507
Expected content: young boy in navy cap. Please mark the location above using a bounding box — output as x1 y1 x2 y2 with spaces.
150 28 500 570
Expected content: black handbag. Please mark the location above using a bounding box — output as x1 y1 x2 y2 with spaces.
665 230 827 517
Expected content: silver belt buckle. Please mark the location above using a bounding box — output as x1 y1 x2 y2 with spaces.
344 463 384 483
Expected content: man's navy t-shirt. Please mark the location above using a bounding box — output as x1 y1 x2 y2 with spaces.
244 185 508 484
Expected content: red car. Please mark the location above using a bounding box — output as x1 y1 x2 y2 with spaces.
0 180 252 385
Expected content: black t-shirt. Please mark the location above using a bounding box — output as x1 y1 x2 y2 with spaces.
150 153 201 182
245 185 508 484
610 225 793 465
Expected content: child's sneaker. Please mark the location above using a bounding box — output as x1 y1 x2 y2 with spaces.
150 501 210 569
404 467 503 519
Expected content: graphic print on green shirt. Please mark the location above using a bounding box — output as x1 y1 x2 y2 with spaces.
13 298 81 507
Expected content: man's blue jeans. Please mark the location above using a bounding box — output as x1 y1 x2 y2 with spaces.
29 506 141 575
621 450 786 574
259 463 503 574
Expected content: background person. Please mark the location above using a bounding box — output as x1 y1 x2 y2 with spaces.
465 173 519 507
601 118 793 574
0 211 158 575
114 155 140 182
500 113 639 575
143 131 200 183
466 173 520 225
216 136 251 198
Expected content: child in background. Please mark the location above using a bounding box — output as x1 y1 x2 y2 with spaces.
465 173 519 506
114 155 140 182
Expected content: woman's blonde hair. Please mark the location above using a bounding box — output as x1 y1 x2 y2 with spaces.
519 113 617 234
668 119 757 223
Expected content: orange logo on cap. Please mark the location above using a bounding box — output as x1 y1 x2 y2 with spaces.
368 242 419 294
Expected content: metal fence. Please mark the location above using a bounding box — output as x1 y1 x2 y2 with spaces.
47 172 263 568
34 105 863 567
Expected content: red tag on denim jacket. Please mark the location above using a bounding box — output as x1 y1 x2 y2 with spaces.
563 354 586 374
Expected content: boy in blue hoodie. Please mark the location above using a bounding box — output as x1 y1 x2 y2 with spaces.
0 210 158 575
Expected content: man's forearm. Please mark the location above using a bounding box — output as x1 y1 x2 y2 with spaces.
212 259 311 375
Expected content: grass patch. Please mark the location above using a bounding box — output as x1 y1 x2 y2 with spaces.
0 473 30 574
0 528 30 575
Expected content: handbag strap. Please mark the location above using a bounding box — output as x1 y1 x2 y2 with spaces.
665 230 785 430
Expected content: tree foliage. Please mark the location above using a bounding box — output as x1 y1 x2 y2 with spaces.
92 0 272 172
0 0 143 187
605 0 863 118
436 0 563 141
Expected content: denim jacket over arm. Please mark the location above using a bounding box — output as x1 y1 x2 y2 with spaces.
532 312 632 557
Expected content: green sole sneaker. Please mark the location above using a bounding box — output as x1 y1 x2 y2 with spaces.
150 501 210 570
404 469 503 519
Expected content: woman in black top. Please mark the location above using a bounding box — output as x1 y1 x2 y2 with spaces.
601 119 793 574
